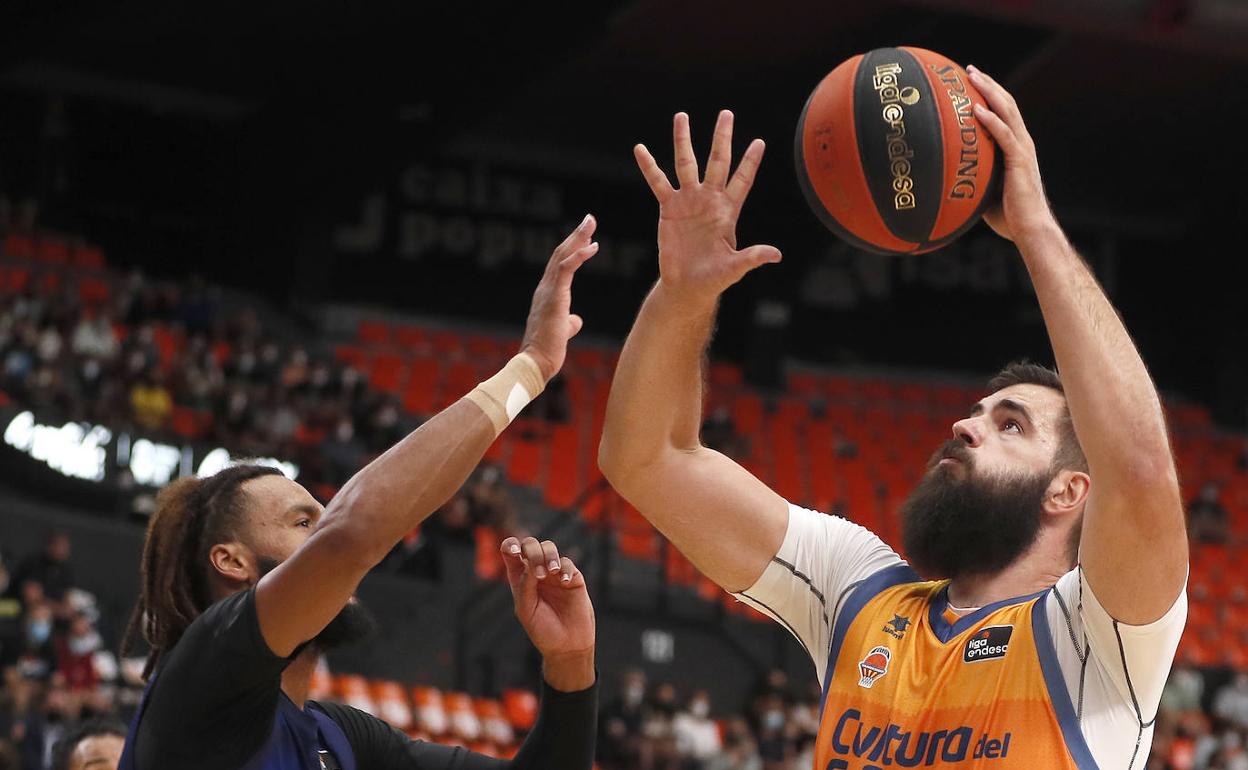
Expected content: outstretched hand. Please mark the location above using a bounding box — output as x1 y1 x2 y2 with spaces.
520 216 598 381
967 66 1059 244
634 111 781 305
500 536 595 673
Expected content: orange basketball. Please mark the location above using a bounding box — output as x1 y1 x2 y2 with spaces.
796 47 1001 255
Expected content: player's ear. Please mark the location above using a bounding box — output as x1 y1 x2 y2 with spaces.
1044 469 1090 515
208 542 254 586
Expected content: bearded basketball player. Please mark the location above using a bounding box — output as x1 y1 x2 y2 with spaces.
119 217 602 770
600 69 1186 769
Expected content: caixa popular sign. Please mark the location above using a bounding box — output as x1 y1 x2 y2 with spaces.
3 409 298 490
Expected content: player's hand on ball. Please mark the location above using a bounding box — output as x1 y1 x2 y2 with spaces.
520 216 598 381
500 536 595 664
966 66 1058 244
634 110 781 305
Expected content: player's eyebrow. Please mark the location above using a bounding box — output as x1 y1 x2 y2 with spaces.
969 399 1034 426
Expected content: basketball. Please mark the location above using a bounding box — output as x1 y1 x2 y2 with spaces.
795 46 1001 255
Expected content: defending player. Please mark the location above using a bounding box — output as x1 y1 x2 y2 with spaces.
599 70 1186 769
119 217 602 770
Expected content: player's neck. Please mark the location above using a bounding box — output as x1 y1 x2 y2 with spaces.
281 647 319 708
947 545 1069 611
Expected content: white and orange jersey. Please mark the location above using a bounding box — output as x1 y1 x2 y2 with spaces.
735 504 1187 770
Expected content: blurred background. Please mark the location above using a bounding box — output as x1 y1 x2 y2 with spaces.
1 2 1245 769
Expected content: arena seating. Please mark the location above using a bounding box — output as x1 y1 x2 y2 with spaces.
308 661 529 756
3 236 1245 663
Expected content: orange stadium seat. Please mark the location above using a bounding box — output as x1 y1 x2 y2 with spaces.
411 686 449 737
357 319 392 346
2 233 35 259
334 344 367 368
507 436 542 487
474 697 514 747
170 406 209 439
568 346 607 377
36 237 70 263
308 661 333 701
333 674 377 716
444 692 482 742
71 243 105 269
78 276 110 304
403 357 441 415
465 335 506 363
394 324 429 351
431 330 462 357
2 267 30 292
543 424 581 510
370 679 414 730
441 361 480 409
475 526 504 581
369 353 406 393
502 689 538 732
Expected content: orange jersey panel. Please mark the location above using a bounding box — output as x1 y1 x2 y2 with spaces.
815 565 1096 769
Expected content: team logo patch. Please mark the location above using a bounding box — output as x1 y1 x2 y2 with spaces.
963 625 1014 663
857 645 892 688
882 614 911 640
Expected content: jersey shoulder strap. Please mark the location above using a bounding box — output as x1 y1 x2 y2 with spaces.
308 703 358 770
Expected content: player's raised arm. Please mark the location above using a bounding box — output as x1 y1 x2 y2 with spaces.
255 217 599 657
969 66 1186 624
598 111 788 593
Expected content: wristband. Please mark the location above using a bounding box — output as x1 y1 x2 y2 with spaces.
464 352 546 435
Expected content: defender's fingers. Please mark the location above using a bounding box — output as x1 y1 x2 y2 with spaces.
634 144 674 204
558 556 583 586
540 540 561 576
547 215 596 273
520 537 548 579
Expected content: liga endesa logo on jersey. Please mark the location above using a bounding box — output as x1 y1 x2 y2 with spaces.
857 645 892 689
963 625 1014 663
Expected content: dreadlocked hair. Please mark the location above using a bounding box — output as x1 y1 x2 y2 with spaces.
123 463 283 679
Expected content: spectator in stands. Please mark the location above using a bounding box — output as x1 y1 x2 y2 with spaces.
129 369 173 432
12 533 74 605
1162 662 1207 716
16 602 56 680
750 693 790 770
1214 673 1248 730
55 611 102 693
600 669 648 770
69 309 118 361
672 690 720 770
640 682 680 770
705 718 760 770
51 718 126 770
466 464 518 533
1190 482 1231 545
321 415 367 486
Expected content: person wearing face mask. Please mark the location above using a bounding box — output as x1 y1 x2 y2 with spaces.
673 690 720 770
600 669 647 770
18 603 56 680
641 682 680 770
751 694 790 770
55 612 102 693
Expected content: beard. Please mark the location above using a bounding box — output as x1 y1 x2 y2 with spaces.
255 557 380 650
900 439 1053 581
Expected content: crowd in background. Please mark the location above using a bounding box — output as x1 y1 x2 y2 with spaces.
0 535 132 770
0 269 423 492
